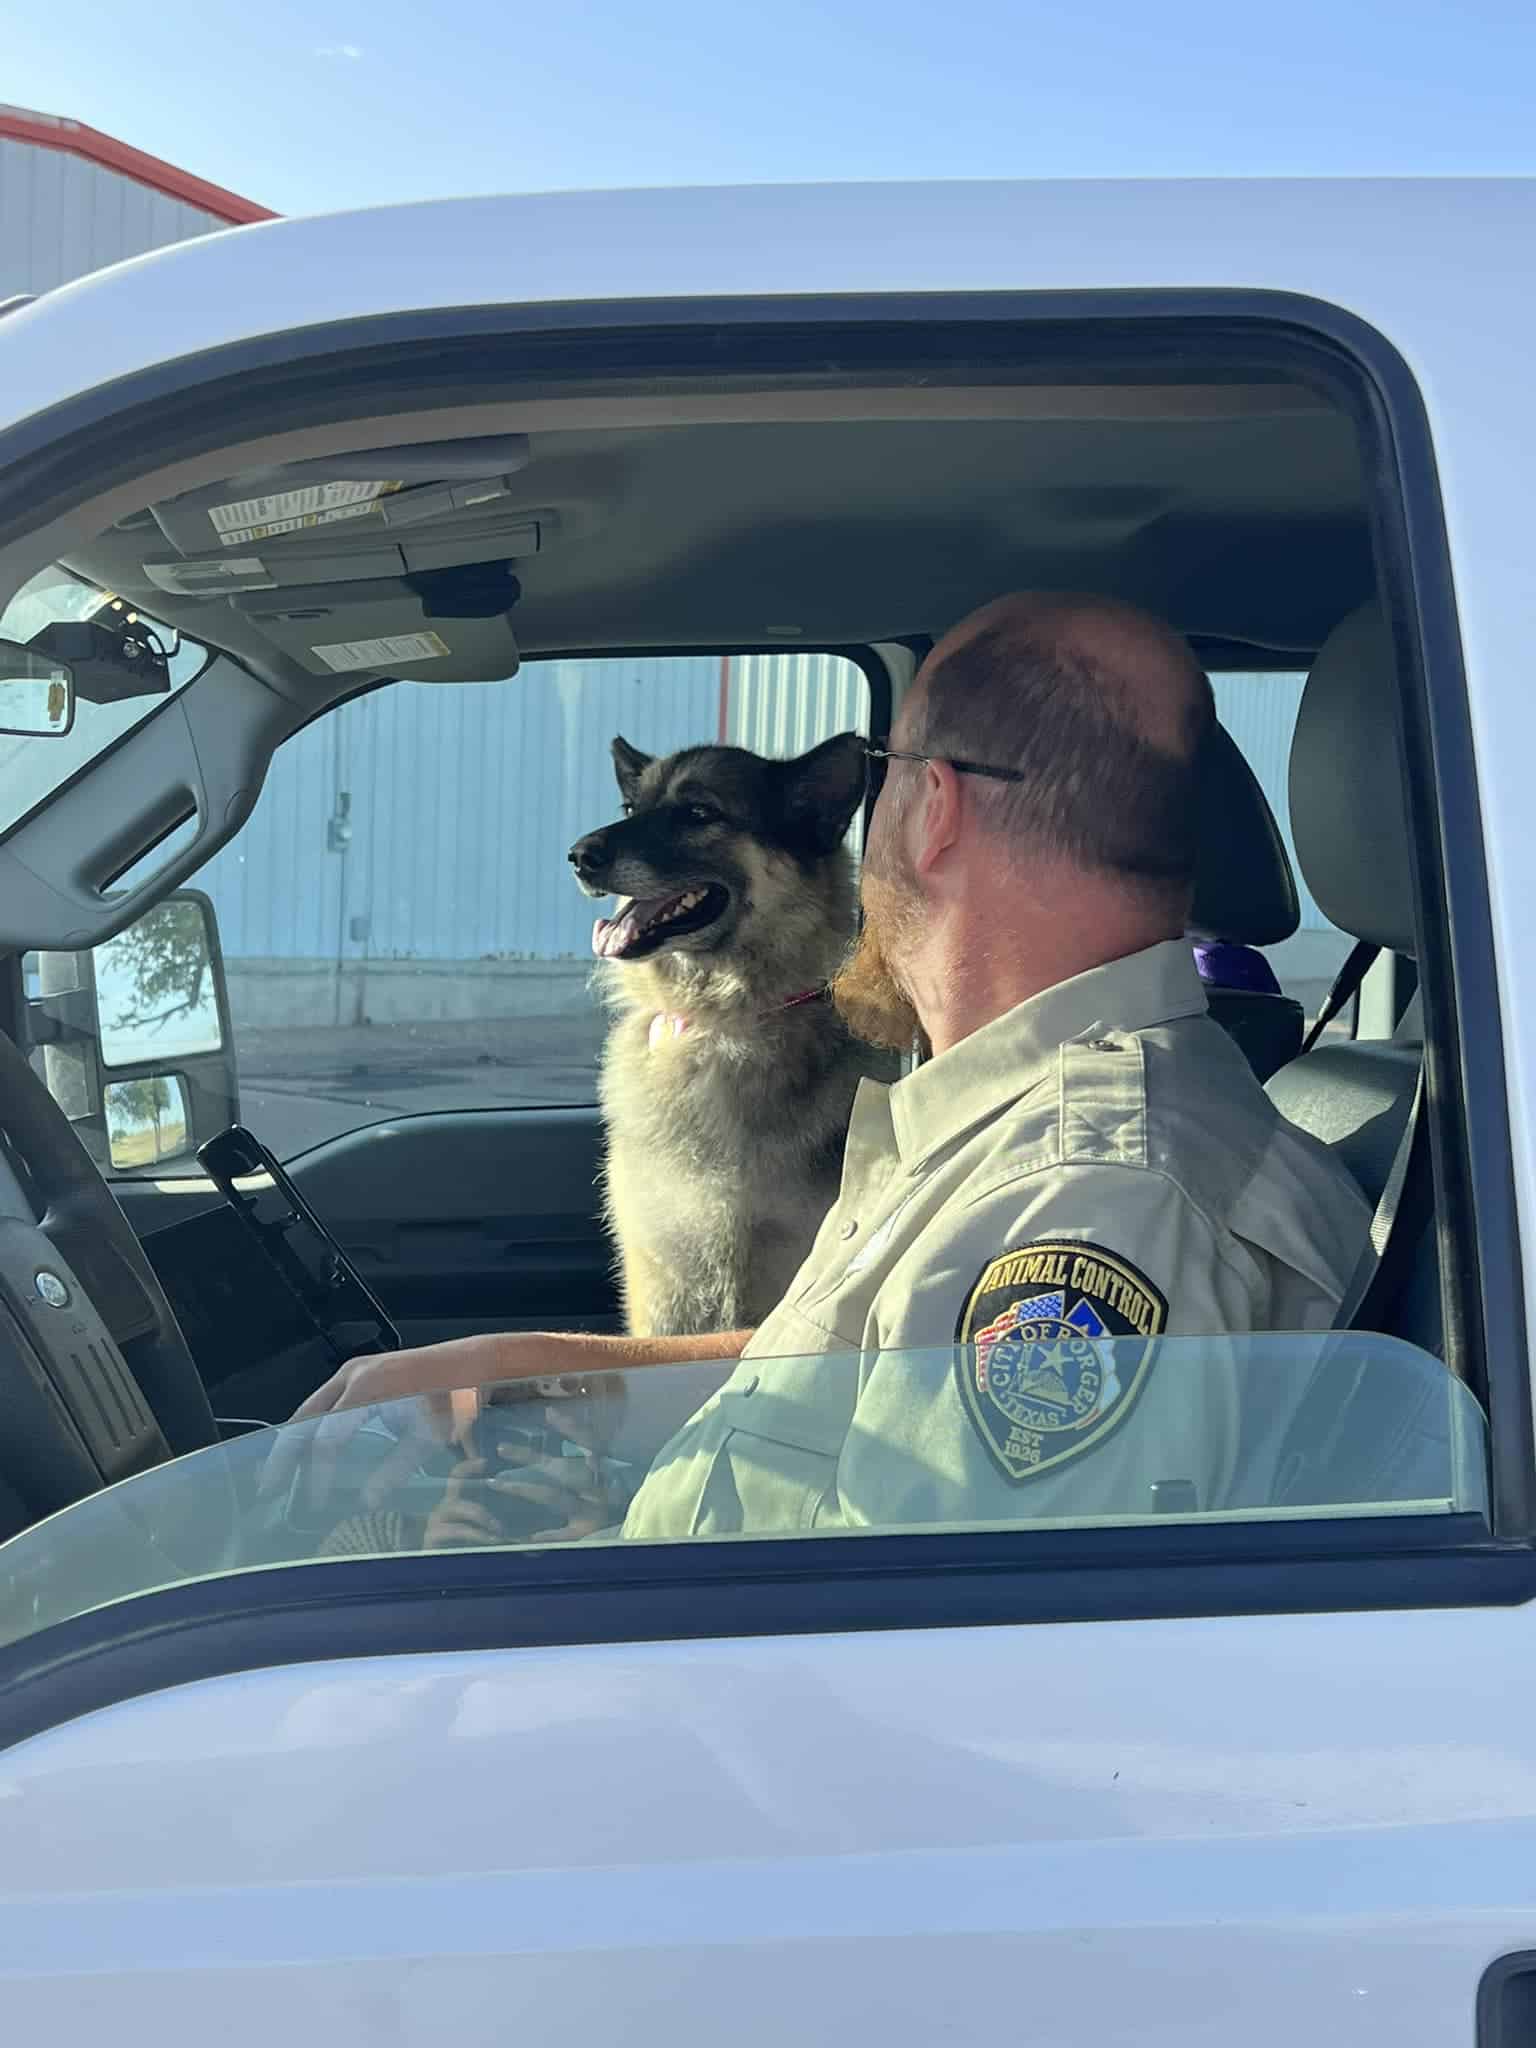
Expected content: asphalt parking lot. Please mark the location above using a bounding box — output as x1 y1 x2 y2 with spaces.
230 969 1339 1162
234 1010 609 1158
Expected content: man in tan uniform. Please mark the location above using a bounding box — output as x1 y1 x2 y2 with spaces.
293 592 1370 1536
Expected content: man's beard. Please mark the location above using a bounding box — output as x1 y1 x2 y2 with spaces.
831 862 927 1053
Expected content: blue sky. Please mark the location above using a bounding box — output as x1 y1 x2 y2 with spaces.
6 0 1534 216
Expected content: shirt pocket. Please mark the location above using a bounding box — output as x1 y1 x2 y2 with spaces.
689 1359 857 1537
622 1353 857 1540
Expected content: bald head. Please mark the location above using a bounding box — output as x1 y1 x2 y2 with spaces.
922 593 1210 753
902 590 1214 898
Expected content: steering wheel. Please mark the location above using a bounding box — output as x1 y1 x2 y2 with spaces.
0 1028 218 1539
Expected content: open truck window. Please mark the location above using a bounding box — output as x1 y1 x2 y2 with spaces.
0 251 1515 1743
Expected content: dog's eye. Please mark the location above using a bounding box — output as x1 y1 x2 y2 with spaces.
684 802 722 826
620 801 635 817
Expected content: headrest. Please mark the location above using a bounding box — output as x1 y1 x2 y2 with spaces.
1289 603 1415 957
1189 720 1299 946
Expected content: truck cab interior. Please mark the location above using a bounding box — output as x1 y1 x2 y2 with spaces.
0 308 1481 1594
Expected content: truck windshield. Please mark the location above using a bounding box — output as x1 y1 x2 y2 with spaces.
0 565 211 838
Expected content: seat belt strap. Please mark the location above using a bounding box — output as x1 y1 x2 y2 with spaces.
1301 938 1379 1056
1275 1070 1433 1506
1333 1068 1433 1330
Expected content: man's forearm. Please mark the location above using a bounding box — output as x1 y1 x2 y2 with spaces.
292 1324 759 1424
466 1326 755 1382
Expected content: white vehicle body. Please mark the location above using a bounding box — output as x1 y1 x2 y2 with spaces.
0 178 1532 2044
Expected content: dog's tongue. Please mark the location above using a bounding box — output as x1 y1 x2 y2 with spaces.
592 896 670 960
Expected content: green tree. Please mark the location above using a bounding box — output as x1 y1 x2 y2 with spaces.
98 901 212 1038
109 1074 177 1162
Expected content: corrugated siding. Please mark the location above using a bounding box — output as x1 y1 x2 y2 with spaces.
198 654 873 963
725 651 871 858
725 652 869 756
0 139 226 295
1211 671 1330 932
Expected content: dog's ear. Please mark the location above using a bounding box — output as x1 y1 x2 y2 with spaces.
611 735 652 804
778 732 867 856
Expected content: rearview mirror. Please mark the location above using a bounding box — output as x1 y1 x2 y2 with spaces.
0 637 73 736
26 616 171 707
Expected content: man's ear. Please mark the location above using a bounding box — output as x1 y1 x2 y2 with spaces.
779 732 867 855
909 756 966 879
611 735 652 804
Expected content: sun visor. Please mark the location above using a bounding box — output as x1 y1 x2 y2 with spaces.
143 515 547 600
243 589 520 681
146 436 532 558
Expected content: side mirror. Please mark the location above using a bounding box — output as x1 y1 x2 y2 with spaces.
93 897 227 1070
0 637 74 736
26 891 239 1172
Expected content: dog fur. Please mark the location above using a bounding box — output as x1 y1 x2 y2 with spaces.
570 731 890 1338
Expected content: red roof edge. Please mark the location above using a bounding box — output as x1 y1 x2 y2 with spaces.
0 105 277 225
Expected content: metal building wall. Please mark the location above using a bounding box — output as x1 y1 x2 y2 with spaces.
0 138 232 295
1211 671 1329 932
724 651 871 858
724 652 870 757
198 653 874 965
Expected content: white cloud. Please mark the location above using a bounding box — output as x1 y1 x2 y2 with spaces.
315 43 363 60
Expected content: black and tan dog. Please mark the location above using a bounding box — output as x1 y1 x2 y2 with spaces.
570 732 887 1337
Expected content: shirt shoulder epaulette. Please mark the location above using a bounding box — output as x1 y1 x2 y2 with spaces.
1054 1031 1150 1171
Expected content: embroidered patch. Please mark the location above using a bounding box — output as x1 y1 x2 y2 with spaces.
954 1241 1168 1481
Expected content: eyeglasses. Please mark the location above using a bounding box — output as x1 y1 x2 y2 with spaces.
864 744 1028 786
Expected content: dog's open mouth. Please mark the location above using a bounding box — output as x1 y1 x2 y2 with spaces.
592 884 730 960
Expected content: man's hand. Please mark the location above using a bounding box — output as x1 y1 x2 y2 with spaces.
425 1369 626 1548
261 1334 567 1506
424 1429 621 1549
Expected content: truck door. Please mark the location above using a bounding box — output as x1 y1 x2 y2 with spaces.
0 180 1532 2047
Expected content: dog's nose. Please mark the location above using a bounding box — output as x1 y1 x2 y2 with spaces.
568 830 611 877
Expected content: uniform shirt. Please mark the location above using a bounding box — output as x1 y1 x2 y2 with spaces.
621 940 1372 1541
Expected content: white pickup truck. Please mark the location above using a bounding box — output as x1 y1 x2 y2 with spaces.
0 176 1531 2045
